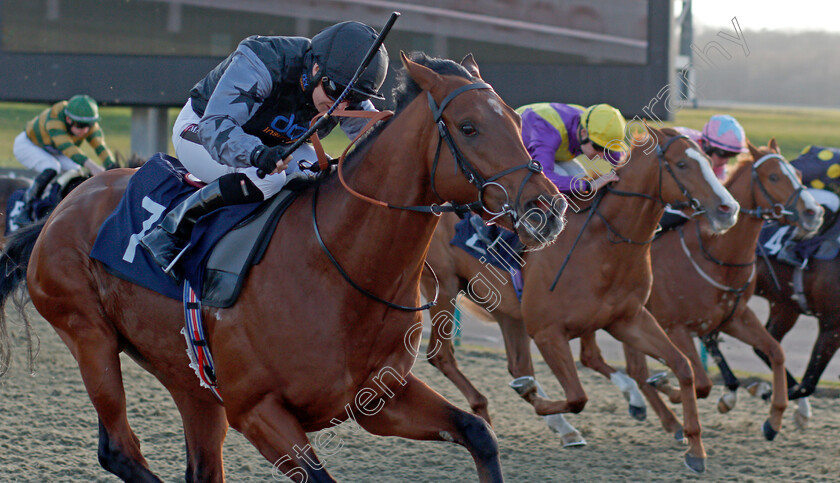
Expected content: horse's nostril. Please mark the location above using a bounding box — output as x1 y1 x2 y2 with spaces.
805 208 816 216
718 204 731 214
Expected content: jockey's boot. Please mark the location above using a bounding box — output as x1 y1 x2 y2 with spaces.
775 240 805 268
15 168 57 225
140 172 263 278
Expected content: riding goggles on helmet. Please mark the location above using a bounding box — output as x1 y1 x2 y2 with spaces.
581 137 624 164
706 147 739 159
321 77 370 105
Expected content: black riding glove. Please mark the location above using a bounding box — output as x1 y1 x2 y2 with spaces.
250 145 290 175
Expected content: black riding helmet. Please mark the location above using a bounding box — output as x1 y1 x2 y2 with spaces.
310 21 389 102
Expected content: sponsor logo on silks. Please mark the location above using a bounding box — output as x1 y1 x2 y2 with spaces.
263 114 309 141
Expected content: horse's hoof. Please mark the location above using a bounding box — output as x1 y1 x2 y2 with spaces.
628 404 646 421
717 390 737 414
560 431 587 448
684 454 706 474
674 428 686 443
747 381 772 400
793 410 809 430
646 372 668 388
762 419 779 441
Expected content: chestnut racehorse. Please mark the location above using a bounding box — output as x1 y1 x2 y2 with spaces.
0 53 565 482
420 126 739 473
616 141 823 441
702 235 840 430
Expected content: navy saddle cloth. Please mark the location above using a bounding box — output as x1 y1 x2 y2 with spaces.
758 217 840 262
90 153 276 302
451 213 524 272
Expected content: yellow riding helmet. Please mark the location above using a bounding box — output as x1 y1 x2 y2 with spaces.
581 104 627 151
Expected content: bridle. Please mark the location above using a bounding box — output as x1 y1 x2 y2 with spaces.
312 79 546 311
425 81 544 227
675 153 804 328
597 134 706 244
741 153 805 221
550 133 702 290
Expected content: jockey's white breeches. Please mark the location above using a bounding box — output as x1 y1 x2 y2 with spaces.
172 100 317 199
13 132 79 174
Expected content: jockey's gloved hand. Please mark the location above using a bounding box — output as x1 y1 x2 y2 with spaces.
251 145 291 176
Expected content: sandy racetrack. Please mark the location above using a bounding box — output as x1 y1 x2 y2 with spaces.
1 307 839 482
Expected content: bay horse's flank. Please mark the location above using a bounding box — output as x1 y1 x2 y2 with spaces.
0 52 564 482
421 125 739 473
618 140 822 441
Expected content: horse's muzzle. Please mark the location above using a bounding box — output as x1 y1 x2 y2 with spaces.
706 200 739 233
516 195 567 248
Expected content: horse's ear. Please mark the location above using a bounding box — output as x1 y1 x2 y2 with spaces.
747 140 761 161
643 120 663 144
460 53 481 79
400 51 444 93
768 137 780 153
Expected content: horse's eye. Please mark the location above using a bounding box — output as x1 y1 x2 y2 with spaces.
460 122 477 137
676 160 687 169
769 173 779 182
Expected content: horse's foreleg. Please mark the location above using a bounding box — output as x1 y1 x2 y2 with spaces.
760 301 802 393
721 308 787 441
579 332 646 421
228 395 335 483
623 343 683 440
171 391 228 482
793 319 840 399
425 298 491 423
54 325 161 482
527 325 588 415
356 373 503 483
701 334 740 413
665 326 714 400
607 309 706 474
499 314 585 446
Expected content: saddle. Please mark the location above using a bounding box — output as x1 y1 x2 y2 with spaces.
90 154 302 307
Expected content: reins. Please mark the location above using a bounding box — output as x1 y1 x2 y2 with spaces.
548 133 700 290
305 79 543 310
674 152 804 328
310 182 441 311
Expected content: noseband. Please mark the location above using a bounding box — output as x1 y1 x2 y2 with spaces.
741 153 805 221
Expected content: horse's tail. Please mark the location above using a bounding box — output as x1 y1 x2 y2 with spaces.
0 221 45 377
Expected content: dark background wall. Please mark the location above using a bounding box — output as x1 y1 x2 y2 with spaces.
0 0 674 119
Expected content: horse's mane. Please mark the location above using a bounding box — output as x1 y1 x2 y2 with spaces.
343 51 473 164
725 144 773 186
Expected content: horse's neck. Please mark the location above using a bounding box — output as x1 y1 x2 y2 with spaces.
596 159 665 248
316 112 439 304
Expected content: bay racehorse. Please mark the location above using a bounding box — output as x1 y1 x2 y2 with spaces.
616 140 822 441
0 52 565 482
420 126 739 473
702 237 840 430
